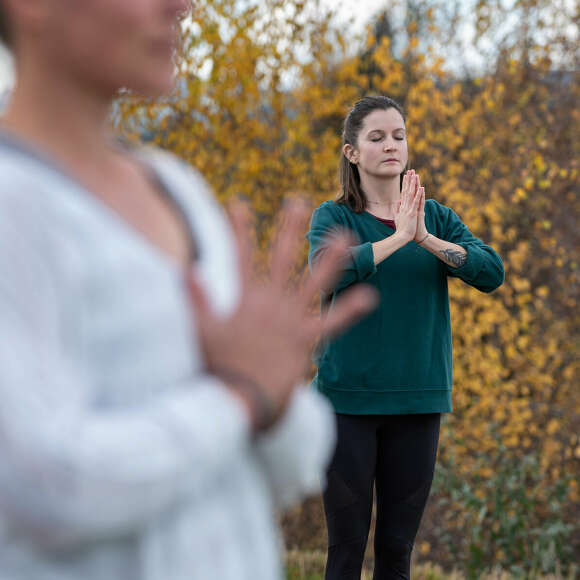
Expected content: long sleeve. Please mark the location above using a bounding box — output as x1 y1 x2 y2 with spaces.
307 203 376 293
0 210 251 549
437 202 505 293
255 387 336 509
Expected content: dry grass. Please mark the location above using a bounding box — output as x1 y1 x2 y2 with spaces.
284 549 578 580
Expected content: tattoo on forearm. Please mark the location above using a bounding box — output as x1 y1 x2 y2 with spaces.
440 249 467 268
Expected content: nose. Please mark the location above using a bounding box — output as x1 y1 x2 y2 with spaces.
383 138 397 151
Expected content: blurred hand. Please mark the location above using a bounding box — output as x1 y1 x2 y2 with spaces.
188 199 378 431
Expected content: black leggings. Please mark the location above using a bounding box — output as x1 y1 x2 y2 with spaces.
323 413 441 580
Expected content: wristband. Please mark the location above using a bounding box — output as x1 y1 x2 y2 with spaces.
417 233 429 245
213 367 277 432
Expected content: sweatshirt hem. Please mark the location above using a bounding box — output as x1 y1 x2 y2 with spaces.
314 381 452 415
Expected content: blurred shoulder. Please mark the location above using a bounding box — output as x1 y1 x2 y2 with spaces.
134 145 213 197
0 150 40 190
133 145 227 221
0 151 54 223
0 135 76 226
0 156 60 267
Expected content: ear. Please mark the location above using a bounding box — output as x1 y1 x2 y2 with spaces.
343 143 359 164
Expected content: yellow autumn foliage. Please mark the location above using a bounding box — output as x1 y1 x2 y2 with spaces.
116 0 579 569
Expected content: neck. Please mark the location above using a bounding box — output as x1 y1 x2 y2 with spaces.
0 47 116 169
359 171 401 205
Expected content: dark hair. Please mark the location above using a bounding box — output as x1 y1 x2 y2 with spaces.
337 95 406 213
0 3 12 48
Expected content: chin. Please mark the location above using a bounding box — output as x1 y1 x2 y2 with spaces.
128 73 176 98
116 56 175 95
375 168 402 179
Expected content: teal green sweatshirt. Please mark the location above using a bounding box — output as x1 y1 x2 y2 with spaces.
307 199 504 415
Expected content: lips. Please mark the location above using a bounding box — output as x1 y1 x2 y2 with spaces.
382 159 399 163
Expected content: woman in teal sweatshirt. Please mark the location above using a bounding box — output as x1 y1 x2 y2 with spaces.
307 96 504 580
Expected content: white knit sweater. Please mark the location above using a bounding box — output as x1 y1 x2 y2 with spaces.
0 132 335 580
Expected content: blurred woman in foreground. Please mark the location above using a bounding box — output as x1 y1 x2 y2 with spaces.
0 1 375 579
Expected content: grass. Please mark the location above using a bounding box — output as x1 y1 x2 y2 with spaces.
284 549 578 580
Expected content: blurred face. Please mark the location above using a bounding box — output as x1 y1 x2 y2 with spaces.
346 107 408 179
13 0 189 97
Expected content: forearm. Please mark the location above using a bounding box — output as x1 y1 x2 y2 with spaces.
372 232 411 265
418 234 467 268
0 377 251 548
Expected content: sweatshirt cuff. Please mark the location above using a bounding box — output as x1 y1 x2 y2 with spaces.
161 376 251 463
447 243 484 281
255 387 336 508
349 242 377 281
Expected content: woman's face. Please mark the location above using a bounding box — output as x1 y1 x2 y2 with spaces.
12 0 189 97
348 107 408 180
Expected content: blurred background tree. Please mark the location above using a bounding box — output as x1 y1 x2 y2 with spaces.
116 0 579 574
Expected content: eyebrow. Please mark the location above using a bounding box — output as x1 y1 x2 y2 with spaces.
367 128 406 136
